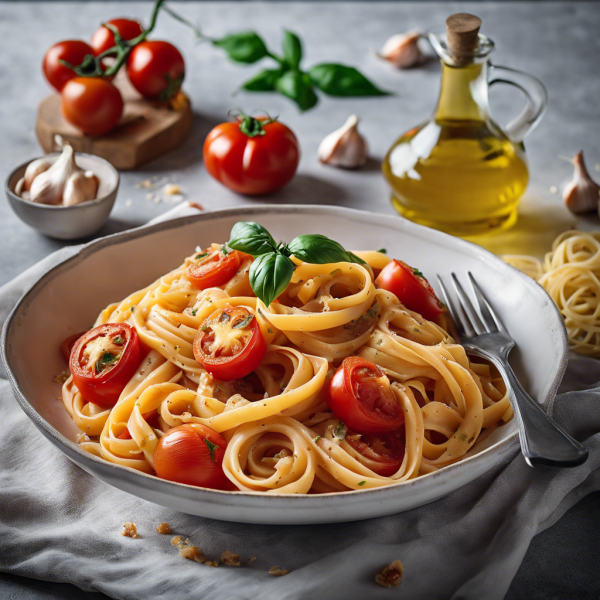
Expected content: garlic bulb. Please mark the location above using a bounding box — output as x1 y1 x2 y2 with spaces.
377 31 425 69
63 171 100 206
318 115 369 169
29 144 78 205
563 151 600 214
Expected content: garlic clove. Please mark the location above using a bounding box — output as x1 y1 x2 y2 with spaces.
23 158 52 191
377 31 425 69
15 178 25 196
563 150 600 214
63 171 100 206
29 144 78 205
318 115 369 169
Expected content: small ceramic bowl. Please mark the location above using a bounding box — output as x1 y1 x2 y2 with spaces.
5 152 119 240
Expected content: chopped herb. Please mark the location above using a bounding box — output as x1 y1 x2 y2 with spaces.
377 248 387 254
367 306 378 319
203 438 218 462
131 306 135 313
333 421 347 440
201 325 209 332
232 315 254 330
314 436 322 443
358 480 366 486
459 433 468 442
268 329 273 334
113 335 125 345
191 308 198 317
221 245 229 256
196 252 209 260
413 267 424 278
95 351 119 374
220 312 231 323
330 269 342 276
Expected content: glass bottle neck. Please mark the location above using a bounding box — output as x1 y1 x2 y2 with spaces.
434 60 489 122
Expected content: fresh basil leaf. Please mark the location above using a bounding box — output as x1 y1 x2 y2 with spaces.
282 30 302 69
213 32 269 64
228 221 276 256
287 234 350 264
250 252 295 306
203 438 218 462
308 63 390 97
241 68 283 92
275 70 319 112
346 251 368 266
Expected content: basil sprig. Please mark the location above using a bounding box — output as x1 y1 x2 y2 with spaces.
227 221 366 306
211 30 390 111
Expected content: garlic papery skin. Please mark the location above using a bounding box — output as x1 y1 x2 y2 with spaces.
29 144 78 205
63 171 100 207
563 151 600 215
318 115 369 169
377 31 425 69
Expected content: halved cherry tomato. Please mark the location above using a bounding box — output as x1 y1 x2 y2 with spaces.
203 115 300 195
61 77 123 136
193 305 266 381
328 357 405 434
153 423 229 489
60 332 86 362
91 18 144 56
376 259 443 322
346 430 405 476
43 40 94 92
126 40 185 100
186 247 242 289
70 323 141 408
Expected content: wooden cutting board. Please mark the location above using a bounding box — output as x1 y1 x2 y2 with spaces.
35 74 193 171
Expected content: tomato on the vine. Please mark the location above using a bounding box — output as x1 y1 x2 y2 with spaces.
69 323 141 408
346 431 405 476
91 18 144 56
61 77 123 136
328 357 405 434
203 114 300 195
43 40 94 92
127 40 185 100
186 247 242 289
154 423 230 490
193 305 267 381
376 260 443 322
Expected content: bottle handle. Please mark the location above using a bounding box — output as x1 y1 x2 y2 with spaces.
488 64 547 144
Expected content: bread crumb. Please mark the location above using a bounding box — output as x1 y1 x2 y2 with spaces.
121 523 139 538
375 560 404 588
221 550 241 566
205 560 219 567
175 537 206 563
156 522 170 534
549 185 558 194
53 371 69 384
248 556 257 564
171 535 183 546
269 565 290 576
163 183 181 196
136 179 155 189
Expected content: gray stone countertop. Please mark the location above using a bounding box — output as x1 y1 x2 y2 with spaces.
1 2 599 599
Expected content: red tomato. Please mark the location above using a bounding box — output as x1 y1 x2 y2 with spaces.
376 259 443 322
90 18 144 56
61 77 123 136
203 116 300 195
126 41 185 100
328 357 405 434
153 423 229 490
70 323 141 408
60 332 86 362
193 305 267 381
186 247 242 289
346 431 405 476
43 40 94 92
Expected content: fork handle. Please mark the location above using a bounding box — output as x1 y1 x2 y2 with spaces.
496 362 589 467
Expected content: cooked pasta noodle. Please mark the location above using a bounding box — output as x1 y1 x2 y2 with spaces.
63 240 512 493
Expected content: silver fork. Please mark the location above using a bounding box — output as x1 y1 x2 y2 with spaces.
436 272 588 468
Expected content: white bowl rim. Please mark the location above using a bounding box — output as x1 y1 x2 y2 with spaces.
1 204 569 505
5 152 120 210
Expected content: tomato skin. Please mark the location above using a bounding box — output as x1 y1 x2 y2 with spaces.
126 41 185 99
186 248 242 289
193 306 267 381
43 40 94 92
154 424 229 490
328 357 405 434
70 323 141 408
203 120 300 195
376 259 443 322
346 431 405 476
61 77 123 136
91 18 144 56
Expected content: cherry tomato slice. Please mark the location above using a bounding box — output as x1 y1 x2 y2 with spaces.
91 18 144 56
376 259 443 322
153 423 229 490
193 305 266 381
346 430 405 476
60 332 86 362
185 247 242 289
328 357 405 434
70 323 141 408
43 40 94 92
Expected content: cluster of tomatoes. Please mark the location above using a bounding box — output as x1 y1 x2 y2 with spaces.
43 18 185 136
64 249 443 490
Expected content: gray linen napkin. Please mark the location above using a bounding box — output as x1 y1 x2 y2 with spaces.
1 205 599 600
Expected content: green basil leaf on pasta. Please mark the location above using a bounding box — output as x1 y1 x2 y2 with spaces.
288 234 351 264
250 252 295 306
275 70 319 112
228 221 276 256
213 32 269 64
281 30 303 69
308 63 390 97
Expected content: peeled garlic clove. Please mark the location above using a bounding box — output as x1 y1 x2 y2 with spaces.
563 151 600 214
23 157 52 191
318 115 369 169
29 144 78 205
377 31 424 69
63 171 100 206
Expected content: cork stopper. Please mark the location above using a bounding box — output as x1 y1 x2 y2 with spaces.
445 13 482 64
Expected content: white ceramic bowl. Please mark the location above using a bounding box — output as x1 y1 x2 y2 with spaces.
5 152 119 240
1 205 568 524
